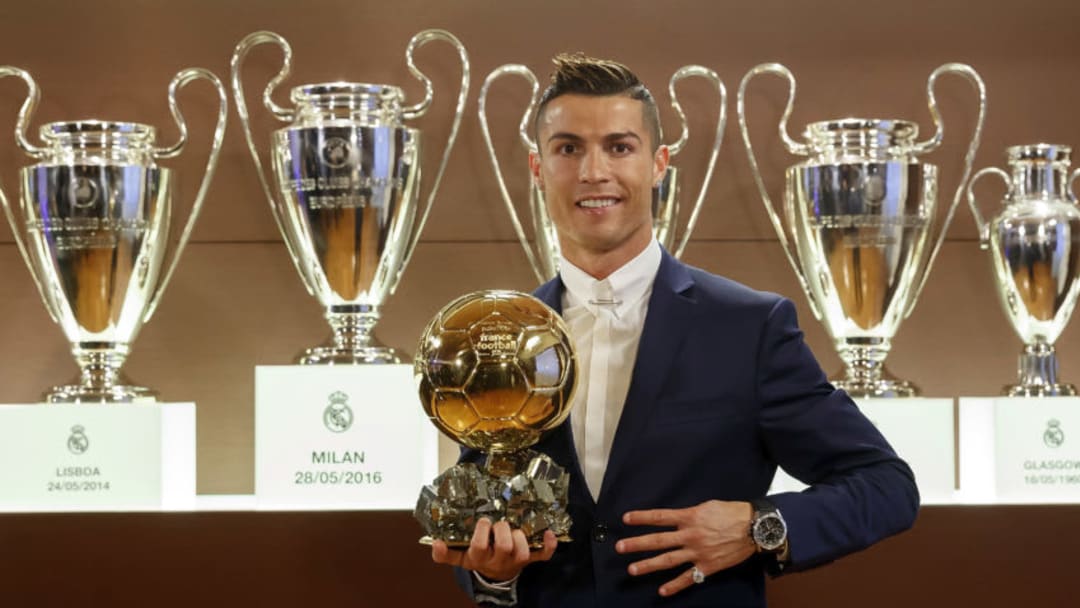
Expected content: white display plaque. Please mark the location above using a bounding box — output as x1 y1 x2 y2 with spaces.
0 403 195 511
770 398 955 504
255 365 438 510
991 396 1080 502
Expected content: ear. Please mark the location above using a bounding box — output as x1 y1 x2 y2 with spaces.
652 145 670 187
529 150 544 190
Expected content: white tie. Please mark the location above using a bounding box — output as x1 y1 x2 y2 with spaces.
584 280 617 498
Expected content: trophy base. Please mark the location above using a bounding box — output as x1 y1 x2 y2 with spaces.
296 345 402 365
414 451 572 548
1007 345 1075 396
417 534 572 550
832 370 920 398
1003 383 1078 397
44 382 158 404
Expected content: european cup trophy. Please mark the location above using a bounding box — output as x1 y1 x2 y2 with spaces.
968 144 1080 395
414 290 577 547
478 64 726 283
738 63 986 397
231 30 469 363
0 66 227 402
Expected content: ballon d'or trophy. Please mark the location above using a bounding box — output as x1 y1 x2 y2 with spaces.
479 64 726 283
968 144 1080 395
414 290 577 547
231 30 469 363
738 63 986 397
0 66 226 402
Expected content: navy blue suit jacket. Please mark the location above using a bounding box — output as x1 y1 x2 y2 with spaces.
458 250 919 607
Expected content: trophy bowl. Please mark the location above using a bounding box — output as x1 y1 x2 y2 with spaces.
414 290 577 547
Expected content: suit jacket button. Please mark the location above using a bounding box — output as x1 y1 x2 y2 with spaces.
592 524 608 543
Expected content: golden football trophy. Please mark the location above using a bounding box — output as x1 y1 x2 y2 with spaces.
414 290 577 547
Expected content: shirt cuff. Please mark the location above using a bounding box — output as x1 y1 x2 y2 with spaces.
472 571 519 606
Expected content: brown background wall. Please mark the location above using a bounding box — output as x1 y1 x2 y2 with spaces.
0 0 1077 606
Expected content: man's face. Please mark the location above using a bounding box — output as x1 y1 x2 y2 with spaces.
529 94 668 270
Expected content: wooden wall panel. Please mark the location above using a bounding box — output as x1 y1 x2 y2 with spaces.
0 0 1076 244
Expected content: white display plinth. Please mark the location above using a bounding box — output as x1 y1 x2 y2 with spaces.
0 402 195 511
958 396 1080 504
254 365 438 510
770 398 955 504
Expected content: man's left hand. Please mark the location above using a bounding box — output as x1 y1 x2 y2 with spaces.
616 500 756 597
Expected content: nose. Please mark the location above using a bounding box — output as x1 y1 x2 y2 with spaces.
578 149 610 183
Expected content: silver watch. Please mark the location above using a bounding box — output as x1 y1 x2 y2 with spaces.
750 499 787 553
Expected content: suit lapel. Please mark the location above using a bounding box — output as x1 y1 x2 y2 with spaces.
598 252 696 504
533 254 697 508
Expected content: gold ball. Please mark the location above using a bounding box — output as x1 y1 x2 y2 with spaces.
415 290 577 452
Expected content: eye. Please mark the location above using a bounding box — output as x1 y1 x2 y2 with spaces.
611 142 634 154
557 142 578 155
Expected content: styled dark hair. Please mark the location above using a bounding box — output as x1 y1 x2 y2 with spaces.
534 52 662 151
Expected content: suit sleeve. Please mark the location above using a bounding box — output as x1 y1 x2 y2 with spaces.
755 297 919 573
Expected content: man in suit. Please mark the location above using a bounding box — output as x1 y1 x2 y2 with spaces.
431 53 919 606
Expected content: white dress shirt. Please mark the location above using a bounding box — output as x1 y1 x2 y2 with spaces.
559 239 662 501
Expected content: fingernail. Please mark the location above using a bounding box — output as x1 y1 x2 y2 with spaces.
615 541 624 552
628 564 638 575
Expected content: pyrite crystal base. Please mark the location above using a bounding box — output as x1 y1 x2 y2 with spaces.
415 450 572 548
1005 343 1077 397
46 344 158 403
833 339 919 398
298 308 401 365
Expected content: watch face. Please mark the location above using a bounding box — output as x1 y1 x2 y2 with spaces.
753 513 787 551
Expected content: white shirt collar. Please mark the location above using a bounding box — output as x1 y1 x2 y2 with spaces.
560 238 662 318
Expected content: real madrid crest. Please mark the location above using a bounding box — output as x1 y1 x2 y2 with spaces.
323 391 354 433
1044 419 1065 449
67 425 89 455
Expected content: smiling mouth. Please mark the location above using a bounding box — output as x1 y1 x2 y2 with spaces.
576 197 620 209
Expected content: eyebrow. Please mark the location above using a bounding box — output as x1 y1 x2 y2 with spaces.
546 131 644 145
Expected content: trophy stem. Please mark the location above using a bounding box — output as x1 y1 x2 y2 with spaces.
833 338 919 398
1006 342 1077 396
45 342 157 403
297 305 401 364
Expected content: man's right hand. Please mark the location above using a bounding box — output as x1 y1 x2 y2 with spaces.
430 518 558 582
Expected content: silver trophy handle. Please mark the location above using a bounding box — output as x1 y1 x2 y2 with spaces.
397 29 470 282
0 67 60 323
478 64 547 284
144 68 228 321
966 167 1010 250
0 67 45 159
667 65 726 259
230 31 315 297
737 63 821 319
905 63 987 318
1070 168 1080 201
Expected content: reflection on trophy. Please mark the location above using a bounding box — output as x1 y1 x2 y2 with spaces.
0 66 227 402
968 144 1080 395
738 63 986 397
231 30 469 363
414 290 577 547
479 64 726 284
